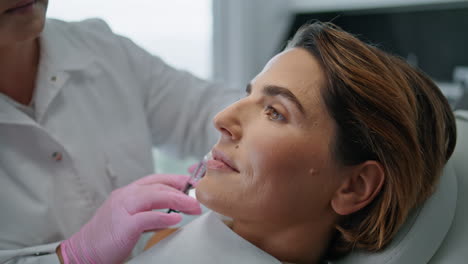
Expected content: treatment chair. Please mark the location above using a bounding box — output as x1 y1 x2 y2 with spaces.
334 110 468 264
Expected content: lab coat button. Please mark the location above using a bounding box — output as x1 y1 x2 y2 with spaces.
52 152 63 161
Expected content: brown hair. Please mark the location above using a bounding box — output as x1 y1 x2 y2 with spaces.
287 22 457 259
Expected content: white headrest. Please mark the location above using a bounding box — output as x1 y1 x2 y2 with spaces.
332 160 458 264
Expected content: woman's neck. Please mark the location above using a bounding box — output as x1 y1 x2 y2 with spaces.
231 217 335 264
0 38 40 105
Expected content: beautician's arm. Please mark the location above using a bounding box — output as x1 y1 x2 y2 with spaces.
0 242 61 264
1 174 200 264
115 29 241 159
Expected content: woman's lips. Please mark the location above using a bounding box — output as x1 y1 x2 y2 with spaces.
206 159 239 172
210 148 240 173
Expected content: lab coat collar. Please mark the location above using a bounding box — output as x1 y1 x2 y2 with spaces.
33 19 99 123
0 19 97 125
39 19 95 72
129 212 282 264
0 95 36 126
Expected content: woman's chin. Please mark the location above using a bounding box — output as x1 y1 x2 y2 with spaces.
195 180 230 216
194 182 214 209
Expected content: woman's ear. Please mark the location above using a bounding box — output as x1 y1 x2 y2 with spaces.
331 161 385 215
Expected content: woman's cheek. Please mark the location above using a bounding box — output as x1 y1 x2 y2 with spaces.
249 139 302 176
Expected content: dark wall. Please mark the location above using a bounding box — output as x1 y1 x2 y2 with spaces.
286 3 468 81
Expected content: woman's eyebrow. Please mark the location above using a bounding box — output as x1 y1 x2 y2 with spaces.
265 84 306 115
246 83 306 115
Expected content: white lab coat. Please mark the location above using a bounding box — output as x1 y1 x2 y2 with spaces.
0 18 240 263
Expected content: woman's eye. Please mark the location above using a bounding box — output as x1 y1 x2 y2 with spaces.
264 106 285 121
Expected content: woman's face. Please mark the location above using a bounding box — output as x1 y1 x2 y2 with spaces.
0 0 48 46
196 48 346 226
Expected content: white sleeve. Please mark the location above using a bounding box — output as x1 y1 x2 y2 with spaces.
0 232 152 264
0 242 61 264
117 36 242 159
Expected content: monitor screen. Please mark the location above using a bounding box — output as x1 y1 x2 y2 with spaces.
286 2 468 82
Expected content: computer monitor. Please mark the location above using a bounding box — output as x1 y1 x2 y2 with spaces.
286 2 468 82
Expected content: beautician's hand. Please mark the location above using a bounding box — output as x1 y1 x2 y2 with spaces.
58 174 201 264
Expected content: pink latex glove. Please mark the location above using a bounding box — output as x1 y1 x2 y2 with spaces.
59 174 201 264
188 163 199 174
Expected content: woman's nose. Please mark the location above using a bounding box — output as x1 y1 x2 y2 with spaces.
213 102 242 141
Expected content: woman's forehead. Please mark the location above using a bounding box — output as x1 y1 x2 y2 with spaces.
252 48 327 113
